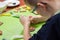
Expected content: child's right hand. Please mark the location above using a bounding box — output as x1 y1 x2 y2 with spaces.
20 15 30 27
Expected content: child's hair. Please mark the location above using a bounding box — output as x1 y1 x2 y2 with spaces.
24 0 39 7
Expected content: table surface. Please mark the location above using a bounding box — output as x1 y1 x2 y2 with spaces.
0 6 45 40
0 1 45 40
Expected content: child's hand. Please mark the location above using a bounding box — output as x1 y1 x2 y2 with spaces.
20 15 30 27
29 15 42 24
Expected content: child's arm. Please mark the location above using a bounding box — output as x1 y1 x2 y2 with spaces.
20 15 31 40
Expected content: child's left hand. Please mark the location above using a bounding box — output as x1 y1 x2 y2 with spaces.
29 15 42 24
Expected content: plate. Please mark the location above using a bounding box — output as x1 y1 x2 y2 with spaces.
7 1 20 7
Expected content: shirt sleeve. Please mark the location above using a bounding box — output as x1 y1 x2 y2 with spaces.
29 13 60 40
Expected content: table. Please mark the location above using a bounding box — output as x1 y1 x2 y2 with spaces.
0 2 45 40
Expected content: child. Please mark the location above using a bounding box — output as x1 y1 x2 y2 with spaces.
20 0 60 40
23 0 59 23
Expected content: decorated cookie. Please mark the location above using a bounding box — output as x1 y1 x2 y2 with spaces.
0 30 2 35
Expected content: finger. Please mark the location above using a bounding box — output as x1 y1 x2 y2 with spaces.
20 15 24 18
28 16 35 21
20 15 26 20
20 15 25 22
29 16 32 18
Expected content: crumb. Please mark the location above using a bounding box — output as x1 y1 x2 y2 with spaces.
34 11 38 15
15 8 20 11
20 10 26 12
29 26 35 32
26 7 31 11
20 9 26 12
23 6 27 9
0 30 2 35
22 6 31 11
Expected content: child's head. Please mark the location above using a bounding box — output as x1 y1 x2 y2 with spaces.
24 0 60 16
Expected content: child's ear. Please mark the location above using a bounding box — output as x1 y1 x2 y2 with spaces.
37 2 47 6
37 2 47 11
